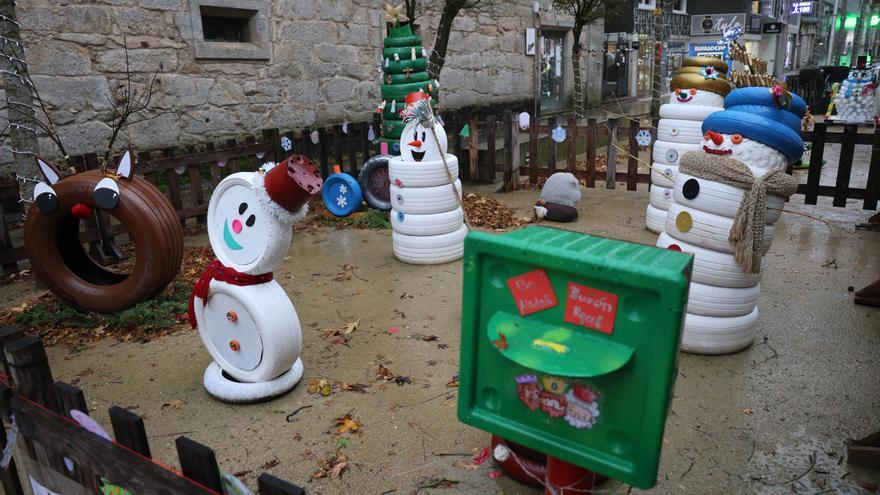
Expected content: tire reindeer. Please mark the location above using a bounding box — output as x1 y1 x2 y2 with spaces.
24 151 183 313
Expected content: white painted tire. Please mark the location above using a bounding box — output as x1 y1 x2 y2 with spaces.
393 224 468 265
657 119 704 144
194 280 301 383
665 203 774 255
391 208 463 236
203 360 303 404
645 204 666 234
657 232 763 288
651 163 678 188
652 140 701 166
673 173 784 224
659 103 723 121
649 185 673 210
687 281 760 317
680 308 759 355
390 179 462 214
389 155 459 188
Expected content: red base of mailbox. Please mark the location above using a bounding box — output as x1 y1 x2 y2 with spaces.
491 436 598 493
545 455 596 494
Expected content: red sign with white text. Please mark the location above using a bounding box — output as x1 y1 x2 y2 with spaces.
507 269 558 316
564 282 618 334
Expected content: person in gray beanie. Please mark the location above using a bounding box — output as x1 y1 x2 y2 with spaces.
534 172 581 222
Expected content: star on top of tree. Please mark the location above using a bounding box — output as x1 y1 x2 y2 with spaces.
384 2 406 26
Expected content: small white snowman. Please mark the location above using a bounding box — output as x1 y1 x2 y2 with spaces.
834 68 877 123
190 155 322 403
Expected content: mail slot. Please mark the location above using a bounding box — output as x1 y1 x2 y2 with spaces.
457 226 693 488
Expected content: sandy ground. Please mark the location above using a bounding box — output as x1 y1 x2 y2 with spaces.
4 183 880 495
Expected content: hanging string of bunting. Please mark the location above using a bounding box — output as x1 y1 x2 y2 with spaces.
728 40 785 89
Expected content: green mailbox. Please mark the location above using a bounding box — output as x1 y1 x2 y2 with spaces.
458 226 693 488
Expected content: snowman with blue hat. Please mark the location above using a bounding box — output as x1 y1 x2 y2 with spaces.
657 86 803 355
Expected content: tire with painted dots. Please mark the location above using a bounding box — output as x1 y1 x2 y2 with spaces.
665 203 774 254
657 232 763 288
659 103 724 121
656 119 704 144
674 173 784 224
650 163 678 188
390 179 462 214
391 208 463 236
645 204 666 234
389 155 459 188
649 185 673 210
393 224 468 264
652 140 701 166
686 281 760 317
681 307 759 355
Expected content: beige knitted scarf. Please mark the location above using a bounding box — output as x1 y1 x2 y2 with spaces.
679 152 798 274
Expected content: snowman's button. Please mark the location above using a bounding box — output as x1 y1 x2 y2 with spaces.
397 211 405 222
396 193 404 204
321 173 362 217
394 178 404 187
670 128 679 136
675 211 693 232
229 340 240 352
666 150 678 163
226 310 238 323
682 178 700 200
664 167 673 177
667 244 682 252
663 189 671 199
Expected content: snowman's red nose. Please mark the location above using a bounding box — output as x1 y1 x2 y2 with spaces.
705 130 724 145
408 140 423 148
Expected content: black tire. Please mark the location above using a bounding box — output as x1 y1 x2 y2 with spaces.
358 155 392 210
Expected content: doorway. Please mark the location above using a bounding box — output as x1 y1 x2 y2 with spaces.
541 31 566 112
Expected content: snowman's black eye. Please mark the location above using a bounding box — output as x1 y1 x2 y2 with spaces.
413 130 418 142
246 214 256 227
421 131 426 142
239 202 247 214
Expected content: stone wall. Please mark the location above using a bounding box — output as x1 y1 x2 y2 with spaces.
9 0 603 165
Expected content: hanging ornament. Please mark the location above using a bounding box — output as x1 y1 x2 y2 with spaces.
342 120 349 134
217 159 227 168
256 151 265 159
310 130 319 144
174 165 186 175
422 48 428 58
380 100 387 110
390 100 397 113
281 136 292 152
393 53 400 62
402 67 413 79
367 126 377 142
518 112 530 130
428 83 434 93
411 47 416 60
385 58 390 68
384 2 405 26
460 124 471 137
386 75 393 84
434 79 440 89
551 125 566 143
635 129 653 148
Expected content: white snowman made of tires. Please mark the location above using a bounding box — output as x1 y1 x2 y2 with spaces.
191 155 322 403
389 92 467 264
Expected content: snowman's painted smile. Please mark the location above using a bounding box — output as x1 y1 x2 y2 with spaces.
703 145 732 155
223 219 244 250
411 150 425 162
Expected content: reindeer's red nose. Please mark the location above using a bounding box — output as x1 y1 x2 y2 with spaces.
705 130 724 145
71 203 92 219
408 140 423 148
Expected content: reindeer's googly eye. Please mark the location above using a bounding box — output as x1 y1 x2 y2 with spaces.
34 182 58 213
93 177 120 209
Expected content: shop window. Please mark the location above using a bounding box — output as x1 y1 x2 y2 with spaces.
673 0 686 13
189 0 270 60
638 0 656 11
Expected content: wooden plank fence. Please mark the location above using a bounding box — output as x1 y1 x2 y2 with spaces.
0 328 305 495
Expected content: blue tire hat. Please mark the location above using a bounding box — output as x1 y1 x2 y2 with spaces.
322 173 362 217
702 87 807 163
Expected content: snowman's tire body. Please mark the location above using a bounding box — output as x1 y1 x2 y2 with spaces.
657 232 763 287
391 208 463 236
645 204 666 233
203 359 303 404
649 185 673 210
651 163 678 188
674 173 784 224
681 308 759 355
657 119 704 144
659 104 723 121
195 280 301 383
358 155 392 210
390 179 462 214
665 203 774 254
389 155 459 188
686 281 760 317
652 140 701 166
393 224 467 264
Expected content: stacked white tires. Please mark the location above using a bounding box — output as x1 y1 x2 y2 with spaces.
646 57 731 233
389 155 466 264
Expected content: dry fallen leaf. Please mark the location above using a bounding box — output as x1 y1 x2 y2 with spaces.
335 414 361 434
453 460 480 470
312 450 349 480
308 378 333 397
739 407 754 415
342 319 360 335
161 399 185 410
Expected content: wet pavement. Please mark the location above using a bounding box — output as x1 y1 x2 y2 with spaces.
5 183 880 494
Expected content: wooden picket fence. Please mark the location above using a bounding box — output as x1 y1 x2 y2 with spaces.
0 328 305 495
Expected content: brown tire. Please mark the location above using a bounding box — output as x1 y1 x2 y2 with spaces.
24 170 183 313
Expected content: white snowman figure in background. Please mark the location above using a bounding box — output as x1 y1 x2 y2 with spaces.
833 68 877 123
389 92 467 265
190 155 322 403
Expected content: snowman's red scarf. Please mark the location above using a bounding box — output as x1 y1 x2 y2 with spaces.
187 259 273 328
